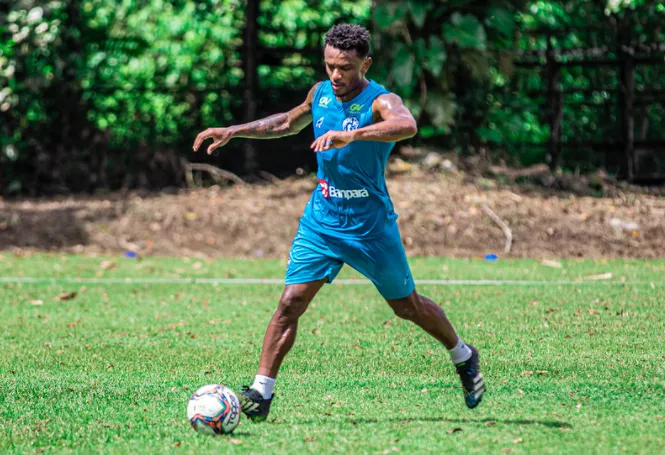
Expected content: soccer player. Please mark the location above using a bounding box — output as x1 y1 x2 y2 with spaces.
193 24 485 421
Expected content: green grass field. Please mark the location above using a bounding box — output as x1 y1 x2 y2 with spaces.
2 254 664 454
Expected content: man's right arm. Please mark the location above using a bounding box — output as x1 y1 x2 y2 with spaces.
193 82 321 154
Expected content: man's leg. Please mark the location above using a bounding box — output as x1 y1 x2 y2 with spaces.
385 291 458 348
386 290 486 409
257 280 327 379
339 224 485 409
239 280 326 422
240 222 343 422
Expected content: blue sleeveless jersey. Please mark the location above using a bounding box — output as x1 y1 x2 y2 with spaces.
300 80 398 238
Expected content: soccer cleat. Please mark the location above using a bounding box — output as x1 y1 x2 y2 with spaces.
238 386 273 422
455 345 486 409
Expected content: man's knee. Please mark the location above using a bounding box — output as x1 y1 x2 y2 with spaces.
388 292 421 321
276 287 312 322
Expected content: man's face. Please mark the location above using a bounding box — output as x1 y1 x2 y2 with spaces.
324 45 371 98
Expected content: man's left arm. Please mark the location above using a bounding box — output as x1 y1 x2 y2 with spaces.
354 93 418 142
311 93 417 152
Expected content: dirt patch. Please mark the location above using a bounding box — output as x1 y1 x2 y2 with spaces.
1 168 664 259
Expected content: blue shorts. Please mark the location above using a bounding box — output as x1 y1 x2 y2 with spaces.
285 221 415 300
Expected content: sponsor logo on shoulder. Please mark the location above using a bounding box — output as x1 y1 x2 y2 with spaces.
349 103 363 112
318 96 332 108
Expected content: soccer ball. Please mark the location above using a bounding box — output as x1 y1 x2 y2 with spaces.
187 384 241 435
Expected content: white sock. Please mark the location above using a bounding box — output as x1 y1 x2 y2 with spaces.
251 374 276 399
448 337 473 365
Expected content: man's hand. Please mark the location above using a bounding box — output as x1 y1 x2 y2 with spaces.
193 127 235 154
310 130 354 152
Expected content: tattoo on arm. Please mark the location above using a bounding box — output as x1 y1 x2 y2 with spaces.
231 112 292 139
231 82 321 140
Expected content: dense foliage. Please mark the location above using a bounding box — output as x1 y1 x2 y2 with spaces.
374 0 665 170
1 0 664 194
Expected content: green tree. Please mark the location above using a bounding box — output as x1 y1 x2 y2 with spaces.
371 1 522 145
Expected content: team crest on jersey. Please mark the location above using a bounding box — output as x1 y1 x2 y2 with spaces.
342 117 360 131
318 96 332 108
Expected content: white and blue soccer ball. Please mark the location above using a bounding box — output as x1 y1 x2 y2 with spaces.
187 384 241 435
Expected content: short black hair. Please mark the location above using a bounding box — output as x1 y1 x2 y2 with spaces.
324 24 371 58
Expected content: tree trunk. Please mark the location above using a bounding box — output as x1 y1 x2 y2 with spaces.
242 0 259 174
546 33 562 171
618 21 635 181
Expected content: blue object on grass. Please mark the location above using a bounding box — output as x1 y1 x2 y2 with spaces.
484 254 498 261
124 251 138 259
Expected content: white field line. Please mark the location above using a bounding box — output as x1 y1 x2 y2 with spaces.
0 277 659 286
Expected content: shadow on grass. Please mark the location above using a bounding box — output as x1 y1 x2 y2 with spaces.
270 416 572 429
